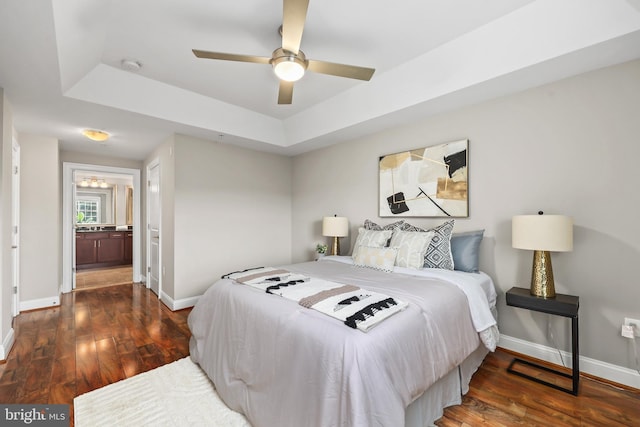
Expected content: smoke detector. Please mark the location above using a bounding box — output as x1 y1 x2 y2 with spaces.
121 59 142 72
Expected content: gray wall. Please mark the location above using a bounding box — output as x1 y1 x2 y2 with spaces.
19 134 60 303
59 151 144 170
146 134 293 303
291 59 640 373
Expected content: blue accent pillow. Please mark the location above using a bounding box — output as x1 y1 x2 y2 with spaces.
450 230 484 273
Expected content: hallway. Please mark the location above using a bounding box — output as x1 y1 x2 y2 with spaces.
75 266 134 290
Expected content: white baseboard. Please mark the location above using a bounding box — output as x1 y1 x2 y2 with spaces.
159 291 200 311
0 327 15 360
20 295 60 312
499 334 640 390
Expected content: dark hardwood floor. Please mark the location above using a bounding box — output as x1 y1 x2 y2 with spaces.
437 348 640 426
0 283 638 426
0 283 192 426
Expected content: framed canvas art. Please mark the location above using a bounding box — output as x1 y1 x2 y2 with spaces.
379 139 468 217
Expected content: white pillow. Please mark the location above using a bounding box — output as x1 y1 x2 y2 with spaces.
351 228 393 259
353 246 398 273
389 230 435 269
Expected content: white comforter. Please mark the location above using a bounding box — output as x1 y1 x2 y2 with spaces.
189 258 497 427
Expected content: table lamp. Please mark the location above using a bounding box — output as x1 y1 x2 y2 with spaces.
512 212 573 298
322 215 349 256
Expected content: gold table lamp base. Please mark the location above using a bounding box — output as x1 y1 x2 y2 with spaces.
530 250 555 298
331 236 340 256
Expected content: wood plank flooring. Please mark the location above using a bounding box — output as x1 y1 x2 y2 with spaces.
0 283 191 426
0 283 638 426
75 265 134 289
436 348 640 426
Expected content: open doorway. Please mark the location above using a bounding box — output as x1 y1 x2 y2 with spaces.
74 171 134 290
62 163 141 293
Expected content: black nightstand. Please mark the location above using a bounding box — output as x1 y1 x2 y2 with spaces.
505 287 580 395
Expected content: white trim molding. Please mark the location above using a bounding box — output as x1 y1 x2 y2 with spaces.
0 328 15 361
20 296 60 312
499 334 640 390
159 291 200 312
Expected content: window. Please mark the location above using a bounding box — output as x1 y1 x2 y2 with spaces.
76 197 101 223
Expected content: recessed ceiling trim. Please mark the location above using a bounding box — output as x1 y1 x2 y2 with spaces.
283 0 640 146
56 0 640 152
64 64 288 147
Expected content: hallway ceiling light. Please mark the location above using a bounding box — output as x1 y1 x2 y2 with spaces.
80 179 89 187
82 129 110 142
100 180 108 188
90 177 99 188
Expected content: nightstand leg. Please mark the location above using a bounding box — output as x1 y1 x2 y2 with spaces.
507 315 580 396
572 315 579 395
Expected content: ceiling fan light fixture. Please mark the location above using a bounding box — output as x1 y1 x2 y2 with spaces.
82 129 110 142
273 59 305 82
271 48 307 82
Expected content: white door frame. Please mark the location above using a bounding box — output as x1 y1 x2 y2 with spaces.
11 138 20 316
146 158 161 297
62 162 141 293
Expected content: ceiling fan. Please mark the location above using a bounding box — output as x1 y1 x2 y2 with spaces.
192 0 375 105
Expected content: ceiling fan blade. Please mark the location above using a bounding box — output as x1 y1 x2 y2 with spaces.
192 49 271 65
278 80 294 104
282 0 309 54
307 60 375 81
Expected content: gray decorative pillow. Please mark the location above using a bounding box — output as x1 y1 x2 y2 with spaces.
401 220 455 270
389 230 435 269
351 228 394 259
363 219 404 231
364 219 404 247
451 230 484 273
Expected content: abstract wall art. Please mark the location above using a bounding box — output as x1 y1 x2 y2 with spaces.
379 139 469 217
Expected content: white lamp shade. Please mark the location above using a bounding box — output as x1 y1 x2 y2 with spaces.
322 216 349 237
512 214 573 252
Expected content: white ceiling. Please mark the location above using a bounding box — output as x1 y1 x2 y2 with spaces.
1 0 640 160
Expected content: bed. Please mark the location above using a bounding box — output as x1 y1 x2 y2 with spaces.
188 254 498 427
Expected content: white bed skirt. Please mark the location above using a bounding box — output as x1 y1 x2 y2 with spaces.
405 343 489 427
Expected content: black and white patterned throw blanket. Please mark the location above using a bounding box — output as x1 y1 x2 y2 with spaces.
225 267 408 332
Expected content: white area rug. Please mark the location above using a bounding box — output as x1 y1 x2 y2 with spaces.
74 357 251 427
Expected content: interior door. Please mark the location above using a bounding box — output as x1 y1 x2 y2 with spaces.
147 161 161 296
71 172 77 290
11 138 20 316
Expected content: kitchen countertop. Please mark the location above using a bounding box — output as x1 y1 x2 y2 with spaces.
76 227 133 233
